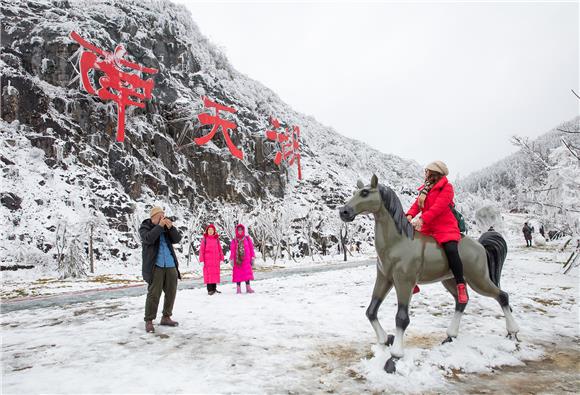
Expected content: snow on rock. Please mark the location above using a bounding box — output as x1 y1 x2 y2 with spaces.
0 0 421 279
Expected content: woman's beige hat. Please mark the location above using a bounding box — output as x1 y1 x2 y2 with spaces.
425 160 449 176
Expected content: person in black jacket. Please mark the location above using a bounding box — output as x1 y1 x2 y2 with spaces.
522 222 533 247
139 206 182 333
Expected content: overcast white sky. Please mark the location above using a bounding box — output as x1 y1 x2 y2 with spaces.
173 0 579 179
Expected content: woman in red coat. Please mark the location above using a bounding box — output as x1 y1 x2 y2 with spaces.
199 224 224 295
406 160 468 303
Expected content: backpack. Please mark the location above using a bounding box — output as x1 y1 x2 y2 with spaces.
449 204 467 234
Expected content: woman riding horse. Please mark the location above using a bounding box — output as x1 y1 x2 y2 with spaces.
339 174 519 373
406 160 468 304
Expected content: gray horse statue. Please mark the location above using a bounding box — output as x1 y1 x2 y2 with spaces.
339 174 519 373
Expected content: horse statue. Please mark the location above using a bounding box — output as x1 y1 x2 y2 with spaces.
338 174 519 373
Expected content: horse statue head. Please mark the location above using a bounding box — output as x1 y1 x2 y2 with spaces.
339 174 382 222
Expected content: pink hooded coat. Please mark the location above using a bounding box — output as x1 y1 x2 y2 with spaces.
230 224 255 283
199 224 224 284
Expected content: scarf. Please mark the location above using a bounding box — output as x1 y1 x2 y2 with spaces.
235 225 246 266
236 237 246 266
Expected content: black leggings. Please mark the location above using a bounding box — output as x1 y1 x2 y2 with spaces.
442 241 465 285
237 281 250 286
206 284 217 292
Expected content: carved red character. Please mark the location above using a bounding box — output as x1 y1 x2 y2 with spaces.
70 31 158 142
195 96 243 160
266 118 302 180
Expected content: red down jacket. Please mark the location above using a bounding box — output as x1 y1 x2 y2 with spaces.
406 176 460 244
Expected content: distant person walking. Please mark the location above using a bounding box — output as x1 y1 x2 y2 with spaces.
523 222 533 247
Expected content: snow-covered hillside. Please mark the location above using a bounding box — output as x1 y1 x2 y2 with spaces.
456 117 580 237
0 0 422 277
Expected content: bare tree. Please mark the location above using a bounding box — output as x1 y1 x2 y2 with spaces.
510 135 552 171
57 234 87 279
261 206 295 264
87 222 95 273
55 223 68 270
127 213 142 246
186 212 203 266
299 207 321 261
85 209 106 274
250 213 270 262
561 138 580 161
340 222 349 262
217 205 247 241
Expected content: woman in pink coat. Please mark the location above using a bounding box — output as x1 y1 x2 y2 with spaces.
199 224 224 295
230 223 256 294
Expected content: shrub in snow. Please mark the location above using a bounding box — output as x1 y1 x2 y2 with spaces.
58 236 88 279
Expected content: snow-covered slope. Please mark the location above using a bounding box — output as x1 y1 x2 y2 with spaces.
456 117 580 236
0 0 422 274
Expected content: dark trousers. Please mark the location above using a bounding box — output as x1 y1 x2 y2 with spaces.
206 283 217 292
144 267 178 321
525 238 532 247
236 281 250 286
442 241 465 285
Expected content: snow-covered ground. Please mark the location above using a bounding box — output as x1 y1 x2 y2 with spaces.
2 241 578 394
0 253 370 299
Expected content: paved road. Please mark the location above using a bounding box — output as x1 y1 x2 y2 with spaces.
1 260 374 313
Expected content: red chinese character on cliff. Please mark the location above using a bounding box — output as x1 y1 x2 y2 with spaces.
195 96 243 160
266 118 302 180
70 31 158 142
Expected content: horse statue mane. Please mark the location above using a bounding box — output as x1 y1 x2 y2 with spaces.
378 184 414 240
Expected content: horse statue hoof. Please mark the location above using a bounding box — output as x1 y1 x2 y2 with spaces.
384 356 399 373
506 333 521 342
442 336 454 345
385 334 395 346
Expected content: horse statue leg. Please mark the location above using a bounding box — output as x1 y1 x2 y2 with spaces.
468 263 520 339
441 278 467 344
384 277 414 373
366 266 394 346
471 232 520 339
498 291 520 340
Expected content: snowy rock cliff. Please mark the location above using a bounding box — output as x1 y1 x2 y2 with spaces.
0 0 422 271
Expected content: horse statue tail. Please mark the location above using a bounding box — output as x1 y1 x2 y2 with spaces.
478 231 508 287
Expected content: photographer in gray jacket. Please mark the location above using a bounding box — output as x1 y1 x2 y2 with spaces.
139 206 182 333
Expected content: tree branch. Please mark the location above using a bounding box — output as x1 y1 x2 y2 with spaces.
557 128 580 134
510 135 552 169
561 138 580 161
522 200 580 213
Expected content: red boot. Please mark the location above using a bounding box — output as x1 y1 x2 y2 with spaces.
457 283 469 304
413 285 420 294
